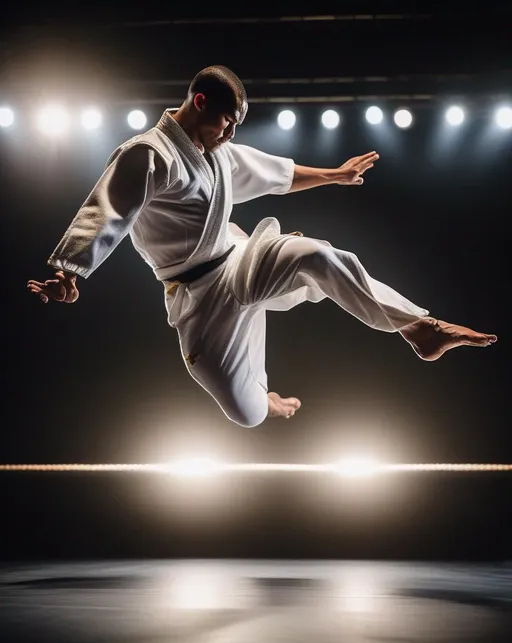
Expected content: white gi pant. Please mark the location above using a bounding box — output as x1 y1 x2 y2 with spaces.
164 218 429 428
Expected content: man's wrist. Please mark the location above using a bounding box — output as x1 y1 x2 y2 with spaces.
329 168 347 184
58 269 78 281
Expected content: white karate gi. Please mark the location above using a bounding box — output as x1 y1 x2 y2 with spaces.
48 109 428 427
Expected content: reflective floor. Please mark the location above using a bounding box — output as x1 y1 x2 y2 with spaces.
0 560 511 642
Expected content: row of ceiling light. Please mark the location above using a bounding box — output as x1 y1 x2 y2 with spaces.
1 104 512 135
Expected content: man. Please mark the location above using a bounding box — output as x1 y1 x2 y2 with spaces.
27 65 497 427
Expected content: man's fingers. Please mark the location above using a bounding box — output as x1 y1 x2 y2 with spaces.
28 284 51 302
359 162 374 174
27 282 52 295
27 278 58 289
28 284 51 297
360 151 379 162
27 281 64 302
27 279 46 289
27 283 44 294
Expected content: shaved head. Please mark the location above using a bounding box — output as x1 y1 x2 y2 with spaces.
188 65 248 123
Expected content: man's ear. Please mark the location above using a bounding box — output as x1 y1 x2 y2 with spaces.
193 93 207 111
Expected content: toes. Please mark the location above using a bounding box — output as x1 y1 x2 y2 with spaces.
283 397 301 409
283 398 301 419
464 337 492 348
269 393 301 419
474 333 497 344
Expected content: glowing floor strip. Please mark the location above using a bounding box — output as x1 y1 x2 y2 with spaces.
0 463 511 473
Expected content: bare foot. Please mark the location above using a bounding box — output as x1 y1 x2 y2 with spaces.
400 317 497 361
267 392 301 419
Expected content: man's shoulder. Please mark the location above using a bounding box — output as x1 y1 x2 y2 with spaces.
219 142 259 166
105 129 177 169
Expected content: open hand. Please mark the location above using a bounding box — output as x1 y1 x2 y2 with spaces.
337 151 379 185
27 270 79 303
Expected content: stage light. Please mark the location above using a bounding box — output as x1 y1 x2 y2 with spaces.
171 458 220 478
128 109 147 130
321 109 340 129
0 107 15 128
334 457 379 478
37 105 70 136
365 106 383 125
393 108 413 129
495 106 512 129
445 105 465 126
277 109 296 130
81 108 102 130
171 569 227 610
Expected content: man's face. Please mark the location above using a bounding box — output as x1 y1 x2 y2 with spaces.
197 99 247 153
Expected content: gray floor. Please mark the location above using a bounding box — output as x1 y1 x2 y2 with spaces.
0 560 511 642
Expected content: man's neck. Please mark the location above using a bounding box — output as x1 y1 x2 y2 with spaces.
171 107 204 153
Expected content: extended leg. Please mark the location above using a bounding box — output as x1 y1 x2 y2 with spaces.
245 235 430 331
234 232 497 357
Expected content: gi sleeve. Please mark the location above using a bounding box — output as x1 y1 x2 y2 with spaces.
47 144 168 279
226 142 295 204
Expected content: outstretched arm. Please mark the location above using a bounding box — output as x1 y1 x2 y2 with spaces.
288 151 379 193
227 143 379 203
27 144 168 304
47 145 167 278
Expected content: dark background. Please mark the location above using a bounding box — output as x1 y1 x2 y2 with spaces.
1 5 510 561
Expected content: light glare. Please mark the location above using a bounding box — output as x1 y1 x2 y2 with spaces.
0 107 15 128
495 106 512 129
128 109 147 130
277 109 296 130
393 109 413 128
37 105 70 136
81 108 102 130
321 109 340 129
173 572 221 609
365 106 383 125
171 458 220 478
2 462 511 473
335 458 379 478
445 105 465 126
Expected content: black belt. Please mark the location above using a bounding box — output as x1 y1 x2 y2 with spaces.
167 245 235 284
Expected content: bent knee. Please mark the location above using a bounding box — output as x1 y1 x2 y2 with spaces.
192 362 269 428
223 394 268 428
227 404 268 428
298 244 359 272
295 241 333 269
